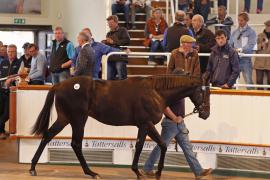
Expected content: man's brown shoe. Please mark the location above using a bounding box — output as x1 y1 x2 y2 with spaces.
195 168 213 179
0 133 7 140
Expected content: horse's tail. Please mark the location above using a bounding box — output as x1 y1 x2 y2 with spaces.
31 86 56 136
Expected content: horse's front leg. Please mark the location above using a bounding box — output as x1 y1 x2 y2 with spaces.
131 124 148 179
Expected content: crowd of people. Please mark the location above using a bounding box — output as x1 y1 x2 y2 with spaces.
0 0 270 178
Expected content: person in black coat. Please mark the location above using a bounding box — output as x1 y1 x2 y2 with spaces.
191 14 216 74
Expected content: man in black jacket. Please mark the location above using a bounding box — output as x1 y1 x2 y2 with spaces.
49 26 75 84
206 30 240 88
103 15 130 80
191 14 216 73
164 10 190 52
0 44 21 139
206 6 233 39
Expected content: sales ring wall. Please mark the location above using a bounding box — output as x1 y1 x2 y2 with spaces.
11 86 270 175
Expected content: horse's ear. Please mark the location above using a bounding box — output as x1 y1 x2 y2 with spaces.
202 72 210 86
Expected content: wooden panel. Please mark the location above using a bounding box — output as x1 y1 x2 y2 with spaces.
119 22 145 30
129 47 149 52
9 86 17 134
128 31 145 38
151 1 167 8
117 14 146 21
128 58 148 65
128 66 167 75
130 39 144 46
210 89 270 96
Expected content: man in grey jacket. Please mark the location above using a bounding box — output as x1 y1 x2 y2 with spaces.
74 32 95 77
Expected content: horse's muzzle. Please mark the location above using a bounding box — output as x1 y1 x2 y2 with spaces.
198 104 210 120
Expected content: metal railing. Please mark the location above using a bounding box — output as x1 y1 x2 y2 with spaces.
102 51 270 89
102 52 171 80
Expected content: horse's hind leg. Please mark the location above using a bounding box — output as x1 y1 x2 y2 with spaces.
146 122 167 180
29 120 67 176
70 119 100 179
131 124 147 179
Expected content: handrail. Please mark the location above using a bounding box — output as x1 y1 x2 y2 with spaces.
102 51 270 89
170 0 175 24
165 0 169 24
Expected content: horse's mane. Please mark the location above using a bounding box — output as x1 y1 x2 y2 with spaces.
144 74 201 90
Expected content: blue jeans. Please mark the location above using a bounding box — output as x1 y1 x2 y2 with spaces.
51 70 70 85
150 40 165 61
112 3 130 24
245 0 263 12
240 59 253 89
107 61 127 80
144 118 203 176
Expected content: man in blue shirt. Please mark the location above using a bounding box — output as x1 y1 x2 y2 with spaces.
49 26 75 84
27 43 47 85
73 28 122 79
230 12 256 89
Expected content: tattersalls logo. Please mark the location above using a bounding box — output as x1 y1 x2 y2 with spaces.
48 139 270 157
90 140 127 149
222 146 260 156
192 144 219 153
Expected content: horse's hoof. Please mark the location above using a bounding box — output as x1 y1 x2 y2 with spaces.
93 174 102 179
155 172 161 180
137 175 146 180
29 169 37 176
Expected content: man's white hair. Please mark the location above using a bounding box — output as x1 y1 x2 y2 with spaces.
193 14 204 25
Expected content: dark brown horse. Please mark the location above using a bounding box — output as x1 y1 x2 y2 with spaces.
29 73 210 179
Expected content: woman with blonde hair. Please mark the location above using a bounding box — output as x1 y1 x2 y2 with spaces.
144 8 168 62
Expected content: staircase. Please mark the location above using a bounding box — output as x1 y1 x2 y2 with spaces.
116 0 169 77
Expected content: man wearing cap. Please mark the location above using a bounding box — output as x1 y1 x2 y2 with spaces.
254 20 270 89
19 42 32 73
143 35 212 179
206 30 240 88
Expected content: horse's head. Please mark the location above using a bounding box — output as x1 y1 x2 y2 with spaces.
189 72 210 120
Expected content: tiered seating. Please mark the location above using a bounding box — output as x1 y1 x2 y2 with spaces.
117 0 169 77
